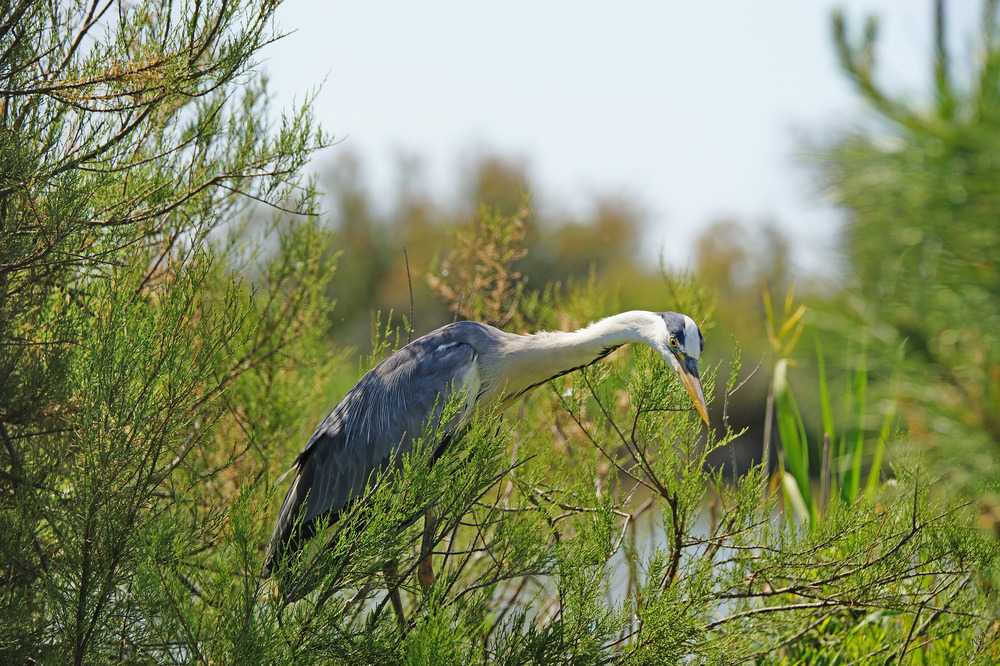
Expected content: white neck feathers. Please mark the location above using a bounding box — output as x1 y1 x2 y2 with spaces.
481 311 667 404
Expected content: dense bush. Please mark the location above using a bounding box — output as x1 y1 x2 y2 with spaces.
1 1 998 663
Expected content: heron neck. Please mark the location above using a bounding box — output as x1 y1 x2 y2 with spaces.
491 311 663 404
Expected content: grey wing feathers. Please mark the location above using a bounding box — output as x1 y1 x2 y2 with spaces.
263 325 481 575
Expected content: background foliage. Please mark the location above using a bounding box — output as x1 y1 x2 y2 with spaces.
814 1 1000 506
1 0 999 664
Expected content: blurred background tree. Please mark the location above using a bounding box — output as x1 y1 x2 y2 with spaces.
812 0 1000 507
315 150 669 349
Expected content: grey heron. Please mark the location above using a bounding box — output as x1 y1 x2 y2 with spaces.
263 310 708 583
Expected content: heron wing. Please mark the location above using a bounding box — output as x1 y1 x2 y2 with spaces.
263 329 480 575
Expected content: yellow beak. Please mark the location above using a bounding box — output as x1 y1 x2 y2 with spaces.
676 354 709 425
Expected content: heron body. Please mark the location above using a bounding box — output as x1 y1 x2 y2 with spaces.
263 310 708 577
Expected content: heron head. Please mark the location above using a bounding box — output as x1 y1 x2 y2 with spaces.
654 312 709 425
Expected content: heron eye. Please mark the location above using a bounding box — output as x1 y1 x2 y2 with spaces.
669 337 679 348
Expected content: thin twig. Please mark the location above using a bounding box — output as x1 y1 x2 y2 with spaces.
403 246 414 344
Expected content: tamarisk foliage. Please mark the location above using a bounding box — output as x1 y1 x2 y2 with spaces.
0 0 333 662
0 1 997 664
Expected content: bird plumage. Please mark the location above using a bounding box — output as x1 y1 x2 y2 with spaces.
263 311 707 578
264 322 486 575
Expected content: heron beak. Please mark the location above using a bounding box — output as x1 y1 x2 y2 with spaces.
677 354 709 426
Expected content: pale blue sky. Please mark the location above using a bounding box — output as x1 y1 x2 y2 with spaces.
264 1 979 273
